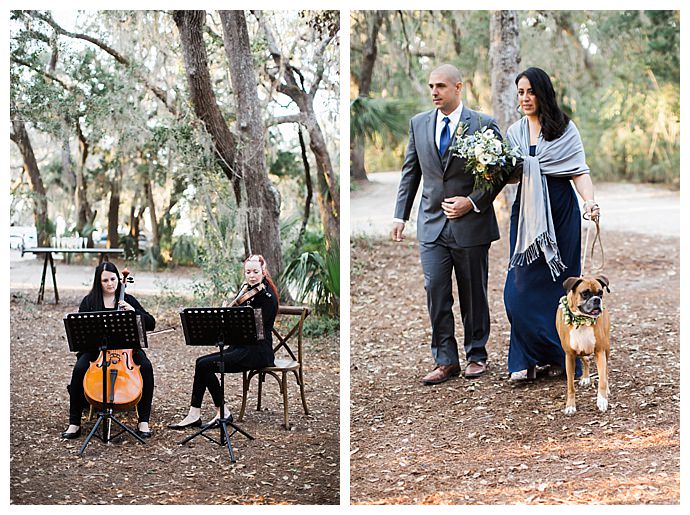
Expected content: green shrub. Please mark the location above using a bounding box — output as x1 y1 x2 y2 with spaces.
171 235 199 266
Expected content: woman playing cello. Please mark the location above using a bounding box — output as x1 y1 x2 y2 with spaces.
61 262 156 439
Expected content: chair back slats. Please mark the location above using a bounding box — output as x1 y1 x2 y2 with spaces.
239 305 310 428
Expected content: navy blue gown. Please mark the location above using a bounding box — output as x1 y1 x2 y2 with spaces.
504 146 582 374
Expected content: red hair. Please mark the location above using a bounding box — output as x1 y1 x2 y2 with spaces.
244 254 279 302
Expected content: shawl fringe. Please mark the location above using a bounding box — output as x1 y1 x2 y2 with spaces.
508 231 567 281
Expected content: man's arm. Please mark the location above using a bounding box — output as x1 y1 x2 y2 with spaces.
392 119 422 241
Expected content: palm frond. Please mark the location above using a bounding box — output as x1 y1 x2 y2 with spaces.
350 96 412 143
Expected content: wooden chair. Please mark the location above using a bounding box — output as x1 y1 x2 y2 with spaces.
239 305 310 429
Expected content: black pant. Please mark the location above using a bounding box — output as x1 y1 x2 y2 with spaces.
191 345 273 408
68 350 154 425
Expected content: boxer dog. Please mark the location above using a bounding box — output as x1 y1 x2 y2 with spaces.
555 275 610 415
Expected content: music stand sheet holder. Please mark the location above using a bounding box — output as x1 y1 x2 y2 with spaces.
179 307 259 463
64 310 148 456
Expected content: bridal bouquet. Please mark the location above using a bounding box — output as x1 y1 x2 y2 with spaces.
452 123 522 192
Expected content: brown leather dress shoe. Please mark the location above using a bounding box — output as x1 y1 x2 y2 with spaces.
422 364 461 385
464 361 487 378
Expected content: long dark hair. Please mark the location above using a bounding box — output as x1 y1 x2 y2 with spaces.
83 261 122 310
515 67 570 141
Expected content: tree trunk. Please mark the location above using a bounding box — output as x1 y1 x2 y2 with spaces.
159 175 187 249
144 177 159 251
10 106 50 246
302 103 340 242
219 10 282 275
61 123 76 191
74 120 96 247
489 10 521 135
297 125 313 248
129 204 142 254
489 10 521 222
256 13 340 245
172 11 240 200
350 11 385 182
350 141 367 181
107 162 123 249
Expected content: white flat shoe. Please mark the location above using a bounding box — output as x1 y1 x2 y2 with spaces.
510 370 529 381
510 367 536 381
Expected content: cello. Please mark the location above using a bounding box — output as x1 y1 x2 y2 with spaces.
83 268 144 410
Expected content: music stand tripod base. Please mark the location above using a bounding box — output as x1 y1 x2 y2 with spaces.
178 307 260 463
178 414 254 464
80 408 146 456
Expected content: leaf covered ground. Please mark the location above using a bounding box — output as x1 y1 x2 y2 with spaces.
350 229 679 504
9 292 339 505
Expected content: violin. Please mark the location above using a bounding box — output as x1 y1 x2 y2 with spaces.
83 268 144 410
226 282 265 307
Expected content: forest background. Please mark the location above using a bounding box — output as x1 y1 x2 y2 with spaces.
10 9 341 325
350 10 680 188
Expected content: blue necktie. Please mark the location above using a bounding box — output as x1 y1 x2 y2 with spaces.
439 116 451 156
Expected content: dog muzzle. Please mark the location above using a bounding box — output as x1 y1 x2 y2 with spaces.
578 296 603 317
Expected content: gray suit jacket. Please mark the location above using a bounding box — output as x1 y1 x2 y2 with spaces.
394 106 503 246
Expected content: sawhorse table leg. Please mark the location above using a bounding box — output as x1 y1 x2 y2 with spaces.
37 252 59 304
49 252 59 303
37 253 48 304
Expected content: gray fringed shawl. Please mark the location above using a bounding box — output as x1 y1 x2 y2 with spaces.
506 118 590 280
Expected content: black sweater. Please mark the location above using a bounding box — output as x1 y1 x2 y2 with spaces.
240 281 279 347
78 293 156 332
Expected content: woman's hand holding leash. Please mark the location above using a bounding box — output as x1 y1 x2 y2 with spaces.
583 199 600 223
582 199 604 273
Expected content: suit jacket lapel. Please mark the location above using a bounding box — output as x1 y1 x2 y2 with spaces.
443 107 473 173
425 109 442 167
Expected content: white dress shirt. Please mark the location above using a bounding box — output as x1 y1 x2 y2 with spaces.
394 101 479 224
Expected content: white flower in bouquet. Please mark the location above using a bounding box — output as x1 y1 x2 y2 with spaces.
451 124 523 192
477 151 492 166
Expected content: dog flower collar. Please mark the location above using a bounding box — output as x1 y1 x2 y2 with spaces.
559 296 598 328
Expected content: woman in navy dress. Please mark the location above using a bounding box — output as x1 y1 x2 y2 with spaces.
504 67 600 381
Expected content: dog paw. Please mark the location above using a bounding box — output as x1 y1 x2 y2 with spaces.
564 405 577 415
579 376 591 387
597 393 608 412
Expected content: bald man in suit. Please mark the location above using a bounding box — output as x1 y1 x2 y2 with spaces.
392 64 505 384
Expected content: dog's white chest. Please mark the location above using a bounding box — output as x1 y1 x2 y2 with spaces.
569 326 596 355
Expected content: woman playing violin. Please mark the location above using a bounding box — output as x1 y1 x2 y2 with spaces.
61 262 156 439
169 254 279 429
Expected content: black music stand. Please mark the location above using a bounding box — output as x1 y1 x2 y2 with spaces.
64 310 148 456
178 307 260 463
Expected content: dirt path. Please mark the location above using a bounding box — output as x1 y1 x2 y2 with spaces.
350 228 679 504
351 172 679 238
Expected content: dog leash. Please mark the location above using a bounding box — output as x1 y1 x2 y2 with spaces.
582 209 605 273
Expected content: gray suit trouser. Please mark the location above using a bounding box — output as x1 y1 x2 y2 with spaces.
419 221 490 366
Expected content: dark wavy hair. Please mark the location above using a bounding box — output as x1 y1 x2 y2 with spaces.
83 261 122 310
515 67 570 141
